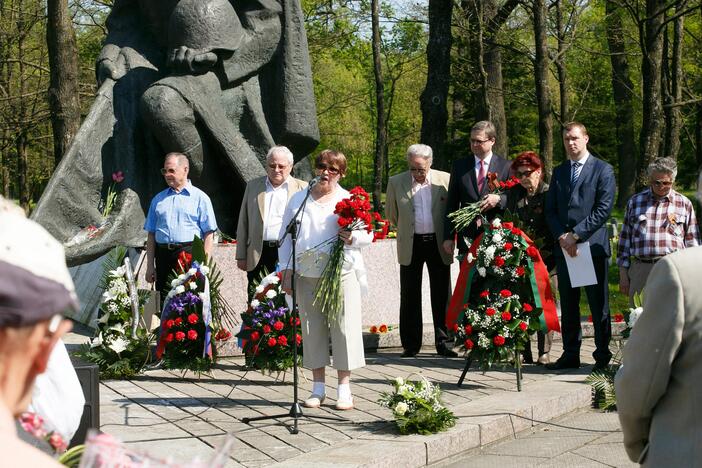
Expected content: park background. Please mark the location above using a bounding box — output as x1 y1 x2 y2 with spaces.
1 0 701 316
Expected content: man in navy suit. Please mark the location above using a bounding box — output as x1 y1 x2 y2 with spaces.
443 121 512 255
545 122 616 371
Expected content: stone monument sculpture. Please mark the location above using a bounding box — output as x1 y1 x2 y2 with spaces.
33 0 319 266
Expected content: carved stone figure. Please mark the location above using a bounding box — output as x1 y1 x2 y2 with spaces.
33 0 319 265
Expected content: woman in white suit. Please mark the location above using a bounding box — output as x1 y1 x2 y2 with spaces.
279 149 372 411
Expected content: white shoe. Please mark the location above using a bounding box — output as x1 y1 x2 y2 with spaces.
335 395 354 411
303 393 326 408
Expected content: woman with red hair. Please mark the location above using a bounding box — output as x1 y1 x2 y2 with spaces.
506 151 555 365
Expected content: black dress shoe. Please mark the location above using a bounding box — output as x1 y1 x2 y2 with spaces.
400 349 418 358
592 361 610 372
545 357 580 370
437 347 458 358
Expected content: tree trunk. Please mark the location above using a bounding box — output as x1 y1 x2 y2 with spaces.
555 0 568 130
696 103 702 170
532 0 553 178
484 44 507 157
605 0 637 207
47 0 81 167
16 131 28 210
663 11 683 160
638 0 666 188
370 0 386 212
420 0 453 169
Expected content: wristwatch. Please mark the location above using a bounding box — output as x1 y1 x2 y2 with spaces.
571 232 580 241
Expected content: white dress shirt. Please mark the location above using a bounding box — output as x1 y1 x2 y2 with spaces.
263 177 289 241
411 171 434 235
474 152 493 180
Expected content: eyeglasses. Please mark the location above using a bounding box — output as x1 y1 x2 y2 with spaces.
316 163 340 175
267 164 289 170
470 138 492 145
652 180 672 187
514 169 535 178
409 168 427 174
160 168 178 175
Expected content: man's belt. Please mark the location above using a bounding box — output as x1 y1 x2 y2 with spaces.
263 240 278 248
156 242 192 251
414 233 436 242
632 255 664 264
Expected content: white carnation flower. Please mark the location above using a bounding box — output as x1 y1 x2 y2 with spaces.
255 285 265 294
189 282 198 290
492 232 503 243
250 299 260 308
90 333 104 348
170 278 180 288
175 285 185 294
177 274 186 282
394 401 409 416
109 336 128 354
200 265 210 276
267 275 280 284
628 307 643 328
492 218 502 228
484 245 496 260
188 267 197 276
477 267 486 277
265 289 277 299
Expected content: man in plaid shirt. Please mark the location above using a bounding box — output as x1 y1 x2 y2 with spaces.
618 157 700 303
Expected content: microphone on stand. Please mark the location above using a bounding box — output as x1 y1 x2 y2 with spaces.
308 176 321 189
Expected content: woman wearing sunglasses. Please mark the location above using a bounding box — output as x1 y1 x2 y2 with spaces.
278 149 372 411
506 151 555 365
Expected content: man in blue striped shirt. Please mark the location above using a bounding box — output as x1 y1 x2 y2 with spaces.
145 153 218 296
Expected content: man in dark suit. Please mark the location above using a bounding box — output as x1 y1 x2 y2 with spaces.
443 121 512 256
545 122 616 371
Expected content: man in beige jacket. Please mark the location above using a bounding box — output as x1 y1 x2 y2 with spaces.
386 144 456 358
236 146 307 297
615 171 702 466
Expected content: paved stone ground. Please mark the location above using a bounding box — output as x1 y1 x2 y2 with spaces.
433 408 636 468
78 335 612 467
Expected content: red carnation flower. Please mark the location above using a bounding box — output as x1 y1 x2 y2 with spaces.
500 289 512 298
526 246 539 258
516 266 525 277
277 335 288 346
263 324 271 334
165 333 174 343
480 290 490 298
494 256 505 267
519 321 528 331
511 227 522 236
614 313 625 323
464 324 473 335
501 311 512 321
273 321 284 331
379 324 388 333
522 303 533 312
493 335 506 346
174 317 183 326
250 331 260 342
164 319 175 330
453 323 460 332
295 334 302 345
464 339 474 350
187 329 198 341
486 307 496 316
502 222 514 229
370 325 378 334
503 242 513 251
175 331 186 341
187 313 198 324
267 337 277 347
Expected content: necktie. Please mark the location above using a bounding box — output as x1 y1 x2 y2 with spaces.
570 161 582 188
477 160 486 193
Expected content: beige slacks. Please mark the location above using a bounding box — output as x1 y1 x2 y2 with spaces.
296 272 366 371
628 260 655 305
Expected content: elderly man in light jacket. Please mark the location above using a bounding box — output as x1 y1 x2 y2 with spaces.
615 170 702 466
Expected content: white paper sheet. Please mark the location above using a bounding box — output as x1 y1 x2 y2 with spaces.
562 241 598 287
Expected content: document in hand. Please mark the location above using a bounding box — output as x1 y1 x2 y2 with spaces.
561 241 597 287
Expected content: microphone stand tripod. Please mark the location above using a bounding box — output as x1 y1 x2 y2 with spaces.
242 185 347 434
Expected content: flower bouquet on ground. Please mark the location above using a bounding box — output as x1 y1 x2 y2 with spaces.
378 375 457 435
156 236 236 374
447 172 519 234
236 272 302 373
75 247 153 379
313 186 380 322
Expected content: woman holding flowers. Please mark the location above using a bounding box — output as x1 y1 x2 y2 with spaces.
506 151 555 365
278 149 373 410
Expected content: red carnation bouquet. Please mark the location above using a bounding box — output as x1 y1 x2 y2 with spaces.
447 172 519 235
313 186 381 322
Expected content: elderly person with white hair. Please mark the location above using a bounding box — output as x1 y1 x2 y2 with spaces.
385 144 456 358
236 145 308 298
615 170 702 466
617 157 700 304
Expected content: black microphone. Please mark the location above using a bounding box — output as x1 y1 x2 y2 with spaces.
308 176 321 188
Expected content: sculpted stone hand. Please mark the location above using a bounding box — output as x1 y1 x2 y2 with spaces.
96 57 126 86
168 46 219 74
